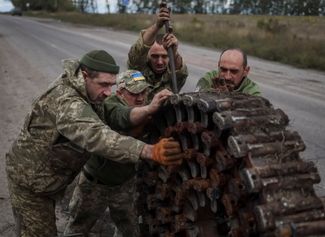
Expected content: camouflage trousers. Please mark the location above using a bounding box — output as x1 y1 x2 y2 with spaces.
63 170 139 237
7 179 63 237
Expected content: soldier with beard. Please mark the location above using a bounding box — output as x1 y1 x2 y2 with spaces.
64 70 173 237
6 51 183 237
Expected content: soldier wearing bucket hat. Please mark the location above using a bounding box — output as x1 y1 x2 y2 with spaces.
6 49 184 237
64 70 173 237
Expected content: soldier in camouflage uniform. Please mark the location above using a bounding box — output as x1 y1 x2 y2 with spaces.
195 48 261 96
5 50 184 237
127 5 188 100
64 70 172 237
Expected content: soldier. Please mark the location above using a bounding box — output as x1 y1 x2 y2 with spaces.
64 70 172 237
5 50 184 237
195 48 261 96
127 4 188 99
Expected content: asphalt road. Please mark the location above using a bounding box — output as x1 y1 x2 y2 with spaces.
0 14 325 235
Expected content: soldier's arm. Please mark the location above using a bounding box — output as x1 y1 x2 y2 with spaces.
143 6 170 45
103 99 133 131
55 96 145 163
127 6 170 70
127 31 151 70
54 97 182 165
129 89 172 125
162 33 184 70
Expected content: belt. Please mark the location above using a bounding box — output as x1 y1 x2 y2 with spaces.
82 169 105 185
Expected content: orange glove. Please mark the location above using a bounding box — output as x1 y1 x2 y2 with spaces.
152 138 184 166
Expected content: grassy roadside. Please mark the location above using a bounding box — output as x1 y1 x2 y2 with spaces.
27 11 325 71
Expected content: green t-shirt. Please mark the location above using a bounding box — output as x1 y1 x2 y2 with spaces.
84 94 137 186
195 70 261 96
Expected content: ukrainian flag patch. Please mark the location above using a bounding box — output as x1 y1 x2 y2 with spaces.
131 72 145 81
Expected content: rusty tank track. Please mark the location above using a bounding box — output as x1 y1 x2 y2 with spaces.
136 91 325 237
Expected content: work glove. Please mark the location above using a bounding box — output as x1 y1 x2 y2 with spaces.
152 138 184 166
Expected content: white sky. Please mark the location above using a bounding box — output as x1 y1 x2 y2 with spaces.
97 0 118 13
0 0 14 12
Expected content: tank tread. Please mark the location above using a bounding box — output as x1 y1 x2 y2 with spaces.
136 91 325 237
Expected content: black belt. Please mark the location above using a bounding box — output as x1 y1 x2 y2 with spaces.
83 169 105 185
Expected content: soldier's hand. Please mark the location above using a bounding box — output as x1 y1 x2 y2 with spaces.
156 7 170 29
213 77 235 92
152 138 184 166
147 89 172 114
163 33 179 55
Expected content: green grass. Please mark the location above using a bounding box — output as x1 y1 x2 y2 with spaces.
27 11 325 71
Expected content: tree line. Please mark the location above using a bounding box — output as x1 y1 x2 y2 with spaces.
11 0 325 16
134 0 324 16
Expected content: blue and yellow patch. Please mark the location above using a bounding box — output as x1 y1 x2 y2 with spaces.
131 72 145 81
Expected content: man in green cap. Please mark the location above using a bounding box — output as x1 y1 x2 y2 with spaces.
127 4 188 100
5 51 184 237
195 48 261 96
64 70 172 237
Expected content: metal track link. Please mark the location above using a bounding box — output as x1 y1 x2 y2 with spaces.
136 91 325 237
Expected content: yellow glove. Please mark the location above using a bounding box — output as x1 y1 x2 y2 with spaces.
152 138 184 166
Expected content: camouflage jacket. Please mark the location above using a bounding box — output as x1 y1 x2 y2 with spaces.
85 95 138 186
196 70 261 96
127 30 188 100
5 60 145 195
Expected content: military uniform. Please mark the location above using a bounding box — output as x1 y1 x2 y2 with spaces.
64 95 141 237
127 30 188 99
64 71 150 237
196 69 261 96
6 56 145 237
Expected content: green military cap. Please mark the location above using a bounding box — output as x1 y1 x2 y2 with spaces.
79 50 120 74
117 70 150 94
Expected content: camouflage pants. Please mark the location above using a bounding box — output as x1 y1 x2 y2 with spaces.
7 180 61 237
63 170 139 237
